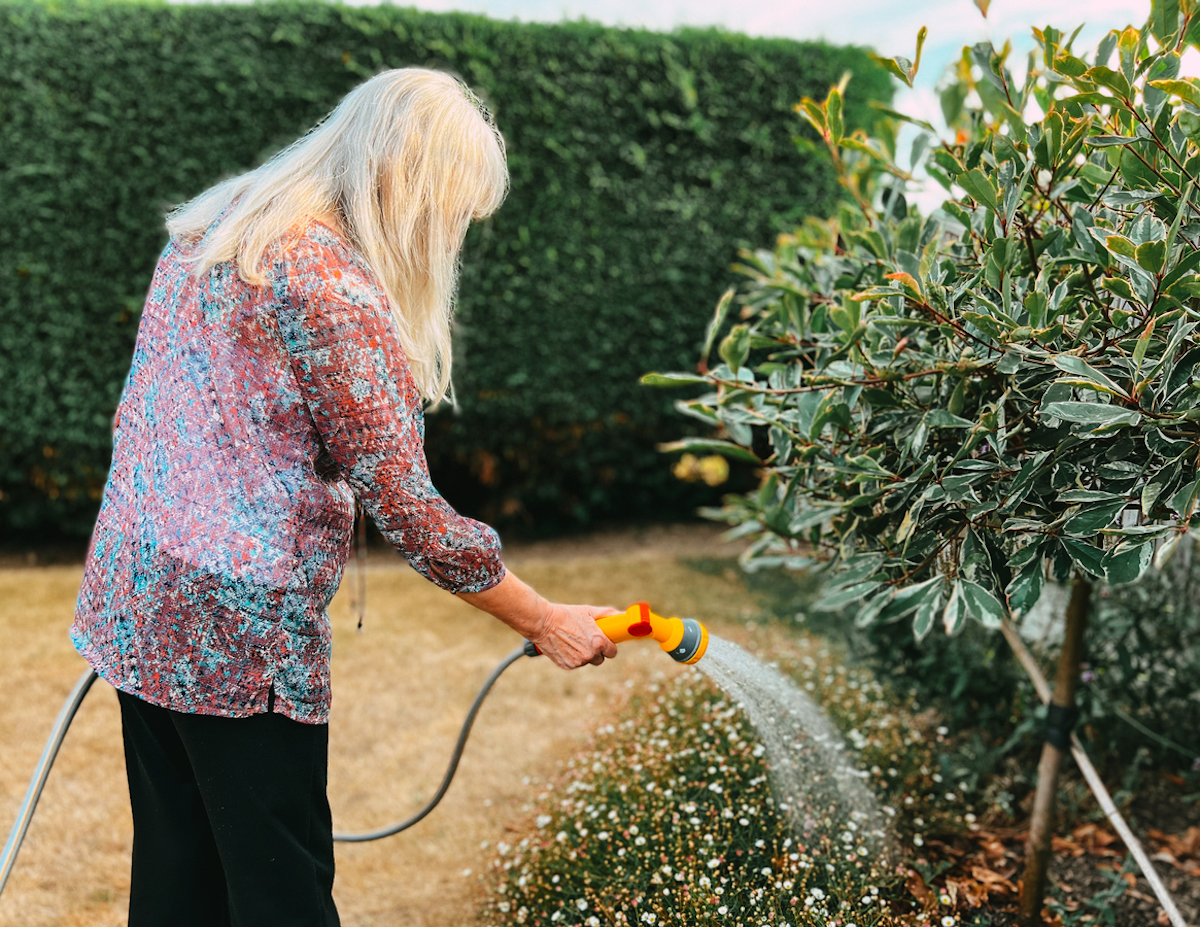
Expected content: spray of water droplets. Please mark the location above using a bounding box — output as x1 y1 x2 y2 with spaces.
698 635 888 850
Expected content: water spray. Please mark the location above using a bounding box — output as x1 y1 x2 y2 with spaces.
0 602 707 896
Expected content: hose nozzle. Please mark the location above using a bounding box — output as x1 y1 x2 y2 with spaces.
523 603 709 664
595 602 709 664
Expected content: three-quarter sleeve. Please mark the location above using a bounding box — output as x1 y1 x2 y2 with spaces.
274 235 506 594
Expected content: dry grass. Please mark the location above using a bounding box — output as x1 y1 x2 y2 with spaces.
0 525 752 927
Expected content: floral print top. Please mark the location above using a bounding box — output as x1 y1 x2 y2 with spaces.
72 219 505 724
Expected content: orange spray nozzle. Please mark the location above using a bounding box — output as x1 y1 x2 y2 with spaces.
594 602 709 664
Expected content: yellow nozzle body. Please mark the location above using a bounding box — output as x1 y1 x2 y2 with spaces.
595 603 709 664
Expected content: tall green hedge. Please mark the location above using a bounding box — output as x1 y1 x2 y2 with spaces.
0 0 890 537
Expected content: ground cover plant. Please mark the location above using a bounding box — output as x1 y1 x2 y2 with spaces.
481 627 989 927
649 4 1200 920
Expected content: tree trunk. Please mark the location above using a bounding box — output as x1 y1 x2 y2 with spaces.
1017 575 1091 926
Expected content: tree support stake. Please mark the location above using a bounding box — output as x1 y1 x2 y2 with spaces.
1001 615 1186 927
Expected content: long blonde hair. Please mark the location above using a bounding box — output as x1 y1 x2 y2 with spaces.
167 68 508 403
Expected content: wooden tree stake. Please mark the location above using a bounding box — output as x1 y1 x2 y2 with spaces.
1018 575 1090 925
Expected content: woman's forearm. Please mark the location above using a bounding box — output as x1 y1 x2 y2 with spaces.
457 567 619 669
456 569 551 640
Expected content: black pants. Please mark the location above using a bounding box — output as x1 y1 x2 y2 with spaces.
118 689 340 927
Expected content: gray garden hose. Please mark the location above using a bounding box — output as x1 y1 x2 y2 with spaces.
0 645 531 895
0 668 98 896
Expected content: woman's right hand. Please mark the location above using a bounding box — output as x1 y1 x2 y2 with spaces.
456 568 619 670
530 603 620 670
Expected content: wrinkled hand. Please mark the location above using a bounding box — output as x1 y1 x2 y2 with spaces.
532 603 620 670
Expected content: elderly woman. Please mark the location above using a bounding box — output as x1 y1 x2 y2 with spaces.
71 68 618 927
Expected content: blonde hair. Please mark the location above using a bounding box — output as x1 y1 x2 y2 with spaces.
167 68 508 403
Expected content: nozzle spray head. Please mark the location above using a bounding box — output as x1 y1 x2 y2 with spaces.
668 617 708 664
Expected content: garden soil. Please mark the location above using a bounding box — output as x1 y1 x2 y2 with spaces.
0 524 755 927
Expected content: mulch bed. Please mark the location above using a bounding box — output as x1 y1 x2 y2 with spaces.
904 772 1199 926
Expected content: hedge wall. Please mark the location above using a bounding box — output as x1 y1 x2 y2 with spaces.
0 0 891 538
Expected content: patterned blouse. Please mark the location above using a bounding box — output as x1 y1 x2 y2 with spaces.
72 219 506 724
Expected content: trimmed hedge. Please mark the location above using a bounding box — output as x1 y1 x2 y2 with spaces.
0 0 890 537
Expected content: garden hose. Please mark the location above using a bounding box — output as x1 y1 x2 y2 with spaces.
0 647 532 891
0 667 99 896
0 603 707 896
332 644 529 842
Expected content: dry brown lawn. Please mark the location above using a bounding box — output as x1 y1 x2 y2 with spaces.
0 525 752 927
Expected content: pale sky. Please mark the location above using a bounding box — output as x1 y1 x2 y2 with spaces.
392 0 1158 86
385 0 1179 209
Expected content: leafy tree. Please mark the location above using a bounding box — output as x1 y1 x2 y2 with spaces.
650 5 1200 922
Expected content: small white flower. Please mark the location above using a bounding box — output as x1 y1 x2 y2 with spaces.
718 906 728 915
556 831 568 843
913 835 925 847
461 868 472 877
941 918 957 927
634 836 646 846
576 899 588 911
536 815 552 828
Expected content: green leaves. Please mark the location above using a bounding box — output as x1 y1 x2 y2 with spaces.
1148 77 1200 108
657 438 761 463
870 26 927 88
960 580 1006 628
1050 355 1127 397
958 168 1001 212
718 325 752 371
700 288 736 364
641 372 710 387
1041 402 1142 429
655 8 1200 648
1102 540 1154 584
